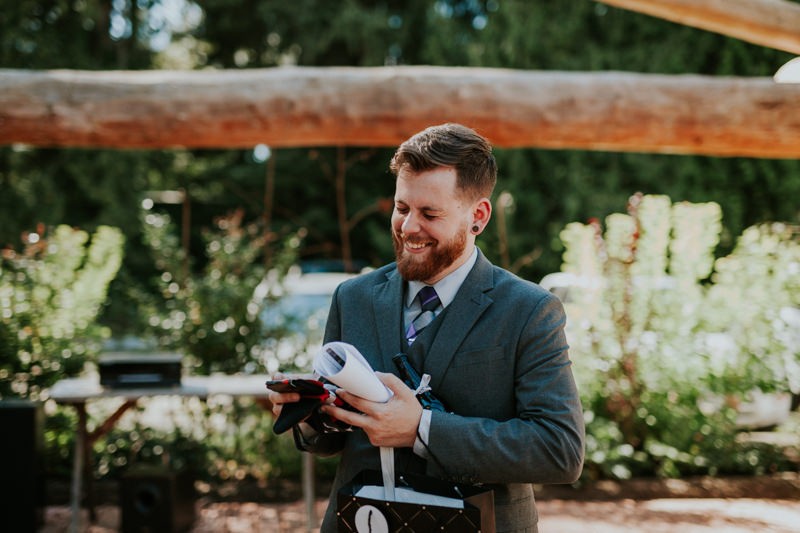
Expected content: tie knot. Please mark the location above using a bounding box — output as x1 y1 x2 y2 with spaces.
417 286 440 312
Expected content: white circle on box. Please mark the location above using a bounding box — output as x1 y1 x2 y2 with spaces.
355 504 389 533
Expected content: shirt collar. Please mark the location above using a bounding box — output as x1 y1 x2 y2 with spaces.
405 247 478 308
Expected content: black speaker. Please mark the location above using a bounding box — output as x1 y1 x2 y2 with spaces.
0 400 44 533
121 465 195 533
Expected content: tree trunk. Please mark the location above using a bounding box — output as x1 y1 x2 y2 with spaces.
1 66 799 158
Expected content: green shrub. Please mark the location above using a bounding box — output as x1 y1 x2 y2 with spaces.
116 209 317 490
706 223 800 394
141 208 300 374
559 193 799 479
0 224 124 400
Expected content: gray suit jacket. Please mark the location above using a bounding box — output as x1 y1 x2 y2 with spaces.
304 251 585 533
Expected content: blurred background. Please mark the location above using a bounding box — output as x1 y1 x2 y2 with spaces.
1 1 798 530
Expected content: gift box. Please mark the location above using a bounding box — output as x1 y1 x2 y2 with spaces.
336 470 495 533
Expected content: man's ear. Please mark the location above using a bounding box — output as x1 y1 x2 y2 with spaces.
472 197 492 234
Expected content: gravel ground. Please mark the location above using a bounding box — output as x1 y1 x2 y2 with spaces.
42 497 800 533
40 471 800 532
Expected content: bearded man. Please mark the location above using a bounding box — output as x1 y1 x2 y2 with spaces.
268 123 585 533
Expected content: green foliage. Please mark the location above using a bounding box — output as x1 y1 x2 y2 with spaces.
85 393 339 498
4 1 800 290
84 396 275 486
559 194 799 479
0 0 163 69
706 224 800 393
142 207 300 374
3 0 800 489
0 224 124 399
41 406 82 479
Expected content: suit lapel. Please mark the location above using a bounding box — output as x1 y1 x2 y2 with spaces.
373 265 405 372
424 251 495 391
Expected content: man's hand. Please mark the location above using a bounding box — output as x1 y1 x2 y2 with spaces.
321 372 423 448
265 372 301 418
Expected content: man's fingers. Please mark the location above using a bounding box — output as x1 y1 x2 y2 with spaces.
333 389 371 414
376 372 413 397
268 391 300 417
322 404 368 428
270 391 301 403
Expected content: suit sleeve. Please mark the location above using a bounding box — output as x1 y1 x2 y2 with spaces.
426 293 585 485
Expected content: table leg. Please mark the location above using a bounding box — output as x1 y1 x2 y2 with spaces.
67 397 139 531
83 407 97 523
302 452 317 531
68 403 87 533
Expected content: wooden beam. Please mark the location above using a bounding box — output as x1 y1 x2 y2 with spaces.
595 0 800 55
1 66 799 158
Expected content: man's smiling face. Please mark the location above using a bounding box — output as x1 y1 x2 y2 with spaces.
391 166 476 284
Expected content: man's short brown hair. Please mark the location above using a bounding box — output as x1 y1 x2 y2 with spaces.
390 123 497 200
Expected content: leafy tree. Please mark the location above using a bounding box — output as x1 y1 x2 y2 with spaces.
3 0 799 298
0 0 163 69
141 207 303 373
457 1 800 280
0 224 124 399
2 0 799 487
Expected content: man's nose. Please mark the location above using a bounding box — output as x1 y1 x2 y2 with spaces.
401 213 420 234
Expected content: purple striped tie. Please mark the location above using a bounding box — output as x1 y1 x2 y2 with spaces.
406 286 441 344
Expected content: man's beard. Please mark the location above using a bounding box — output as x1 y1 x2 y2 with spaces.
392 227 467 281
